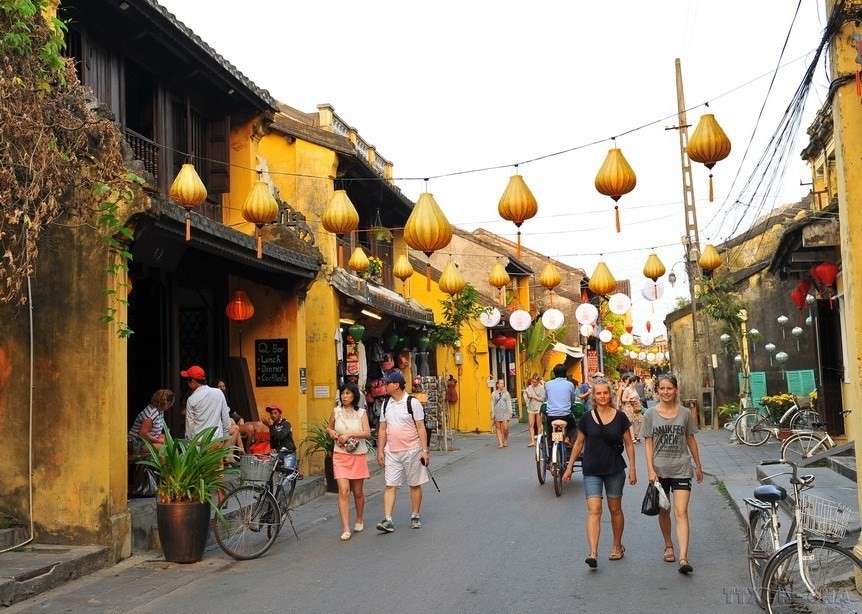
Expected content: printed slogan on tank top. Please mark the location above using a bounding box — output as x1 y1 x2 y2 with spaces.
653 424 686 457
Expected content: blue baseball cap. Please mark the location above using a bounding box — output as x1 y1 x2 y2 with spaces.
381 371 406 385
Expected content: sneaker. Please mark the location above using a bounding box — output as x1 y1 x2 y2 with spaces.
376 518 395 533
411 515 422 529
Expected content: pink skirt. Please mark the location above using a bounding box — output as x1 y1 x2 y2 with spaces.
332 451 370 480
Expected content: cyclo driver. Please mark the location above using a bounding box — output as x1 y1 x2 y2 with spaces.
544 364 579 443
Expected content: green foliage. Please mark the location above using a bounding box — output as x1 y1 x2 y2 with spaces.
301 419 335 458
698 277 748 354
429 283 485 349
1 1 67 84
138 426 236 507
717 403 740 420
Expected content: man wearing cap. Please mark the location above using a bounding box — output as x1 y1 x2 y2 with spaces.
376 371 429 532
267 404 297 470
182 366 230 441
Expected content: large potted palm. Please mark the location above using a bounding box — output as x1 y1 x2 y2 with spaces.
302 420 337 493
139 426 235 563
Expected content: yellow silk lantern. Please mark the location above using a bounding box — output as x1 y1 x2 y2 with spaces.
404 192 453 290
699 243 722 276
488 260 511 306
348 246 370 290
687 114 731 202
497 173 538 258
322 190 360 267
643 253 666 282
392 254 415 297
169 163 207 241
589 261 616 296
594 148 636 233
439 261 466 296
539 261 561 307
242 180 279 259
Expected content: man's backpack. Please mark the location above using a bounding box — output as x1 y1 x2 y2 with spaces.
381 394 429 448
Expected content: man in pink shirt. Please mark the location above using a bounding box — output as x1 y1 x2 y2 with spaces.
376 371 429 532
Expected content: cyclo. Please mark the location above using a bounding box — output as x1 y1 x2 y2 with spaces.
536 400 585 496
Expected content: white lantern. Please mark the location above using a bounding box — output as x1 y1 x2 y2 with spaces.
638 352 646 360
641 280 665 301
720 333 731 343
641 333 654 346
580 324 593 337
541 309 565 331
646 352 656 361
805 315 813 327
575 303 599 325
620 332 634 346
806 294 816 305
599 329 613 343
775 351 789 364
734 354 742 364
479 307 501 328
764 343 776 353
629 351 638 359
791 326 803 337
777 315 789 325
509 309 532 332
608 293 632 315
655 351 664 362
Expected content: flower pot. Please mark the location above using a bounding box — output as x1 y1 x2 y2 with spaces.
777 427 792 441
156 501 211 563
324 455 338 493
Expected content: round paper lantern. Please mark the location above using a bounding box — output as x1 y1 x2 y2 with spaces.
541 309 565 331
540 261 562 307
796 280 812 297
638 352 647 361
497 174 538 258
643 253 666 282
503 337 517 350
598 329 613 343
775 351 789 364
575 303 599 325
805 315 813 327
348 324 366 343
348 246 370 275
608 293 632 315
625 324 633 334
439 261 466 296
720 333 730 343
699 244 722 275
734 354 743 364
814 261 839 287
655 352 664 362
687 114 732 202
479 307 502 328
491 334 508 348
640 333 654 346
641 281 665 301
764 343 776 353
580 324 594 337
777 315 789 326
594 147 636 232
242 180 280 258
404 192 453 289
646 352 656 362
392 254 414 281
417 336 430 351
791 326 803 337
322 190 360 235
629 351 638 359
509 309 532 332
620 332 634 346
806 294 816 305
790 287 806 310
225 289 254 321
589 261 616 296
170 163 208 241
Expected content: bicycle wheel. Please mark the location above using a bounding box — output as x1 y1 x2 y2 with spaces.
275 477 297 527
748 508 778 608
552 443 563 497
762 540 862 613
789 409 820 431
736 411 772 446
213 485 280 560
781 433 831 464
536 437 547 485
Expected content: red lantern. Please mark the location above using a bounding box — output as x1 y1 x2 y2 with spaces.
504 337 517 350
814 261 839 288
225 290 254 321
491 334 508 348
625 325 633 334
790 288 806 310
796 280 811 296
646 320 652 333
810 265 823 284
581 289 589 303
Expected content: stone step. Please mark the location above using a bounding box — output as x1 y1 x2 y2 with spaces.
0 545 110 606
0 527 29 551
827 455 857 483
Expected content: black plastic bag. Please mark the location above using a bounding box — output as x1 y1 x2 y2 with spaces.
641 481 661 516
130 464 158 498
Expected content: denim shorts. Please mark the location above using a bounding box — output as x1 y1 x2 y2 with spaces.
583 471 626 499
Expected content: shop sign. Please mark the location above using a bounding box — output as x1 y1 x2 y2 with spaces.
299 368 307 394
255 338 288 387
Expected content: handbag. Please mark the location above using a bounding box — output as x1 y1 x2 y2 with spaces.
641 481 661 516
340 437 360 453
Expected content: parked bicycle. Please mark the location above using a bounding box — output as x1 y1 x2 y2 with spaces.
779 412 850 463
735 398 820 446
213 449 299 560
748 458 861 612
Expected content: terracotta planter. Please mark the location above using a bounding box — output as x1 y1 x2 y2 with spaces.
156 501 211 563
777 427 792 441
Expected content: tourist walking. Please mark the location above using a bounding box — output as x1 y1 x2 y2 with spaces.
622 376 643 443
327 382 371 541
491 379 512 448
563 378 637 568
642 373 704 574
524 376 545 447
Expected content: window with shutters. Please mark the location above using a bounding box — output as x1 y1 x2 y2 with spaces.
785 369 816 399
739 371 767 407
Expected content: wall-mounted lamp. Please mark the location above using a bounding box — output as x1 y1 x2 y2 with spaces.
361 309 382 320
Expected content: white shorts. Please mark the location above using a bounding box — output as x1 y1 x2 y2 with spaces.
383 448 429 487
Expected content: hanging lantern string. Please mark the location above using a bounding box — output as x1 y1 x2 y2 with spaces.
96 52 810 188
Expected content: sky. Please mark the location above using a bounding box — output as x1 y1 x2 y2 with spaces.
159 0 830 337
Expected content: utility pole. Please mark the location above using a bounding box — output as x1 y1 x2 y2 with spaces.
669 59 712 428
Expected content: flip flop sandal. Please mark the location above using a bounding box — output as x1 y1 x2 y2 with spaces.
609 545 625 560
663 546 675 562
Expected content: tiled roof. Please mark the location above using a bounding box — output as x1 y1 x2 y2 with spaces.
330 269 435 326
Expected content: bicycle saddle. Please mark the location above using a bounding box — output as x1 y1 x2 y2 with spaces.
754 484 787 503
551 419 568 428
812 422 827 429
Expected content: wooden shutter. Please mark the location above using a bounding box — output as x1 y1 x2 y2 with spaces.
786 369 816 397
785 370 803 397
739 371 768 407
208 116 230 193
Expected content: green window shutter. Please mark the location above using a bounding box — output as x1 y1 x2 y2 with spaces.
799 369 816 396
738 372 768 407
785 370 803 397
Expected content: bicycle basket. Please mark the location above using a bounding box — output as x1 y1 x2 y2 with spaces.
799 493 854 538
240 455 276 483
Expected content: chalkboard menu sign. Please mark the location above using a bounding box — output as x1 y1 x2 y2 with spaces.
255 338 288 387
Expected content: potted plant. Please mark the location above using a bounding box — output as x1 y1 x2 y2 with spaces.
138 426 235 563
365 256 383 283
302 419 337 493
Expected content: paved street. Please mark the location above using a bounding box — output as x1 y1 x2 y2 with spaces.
11 426 756 613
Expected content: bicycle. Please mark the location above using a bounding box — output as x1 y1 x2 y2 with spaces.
735 398 820 446
755 459 861 612
213 449 299 560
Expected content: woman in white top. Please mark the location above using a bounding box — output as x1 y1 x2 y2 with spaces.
524 377 545 447
327 381 371 541
491 379 512 448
